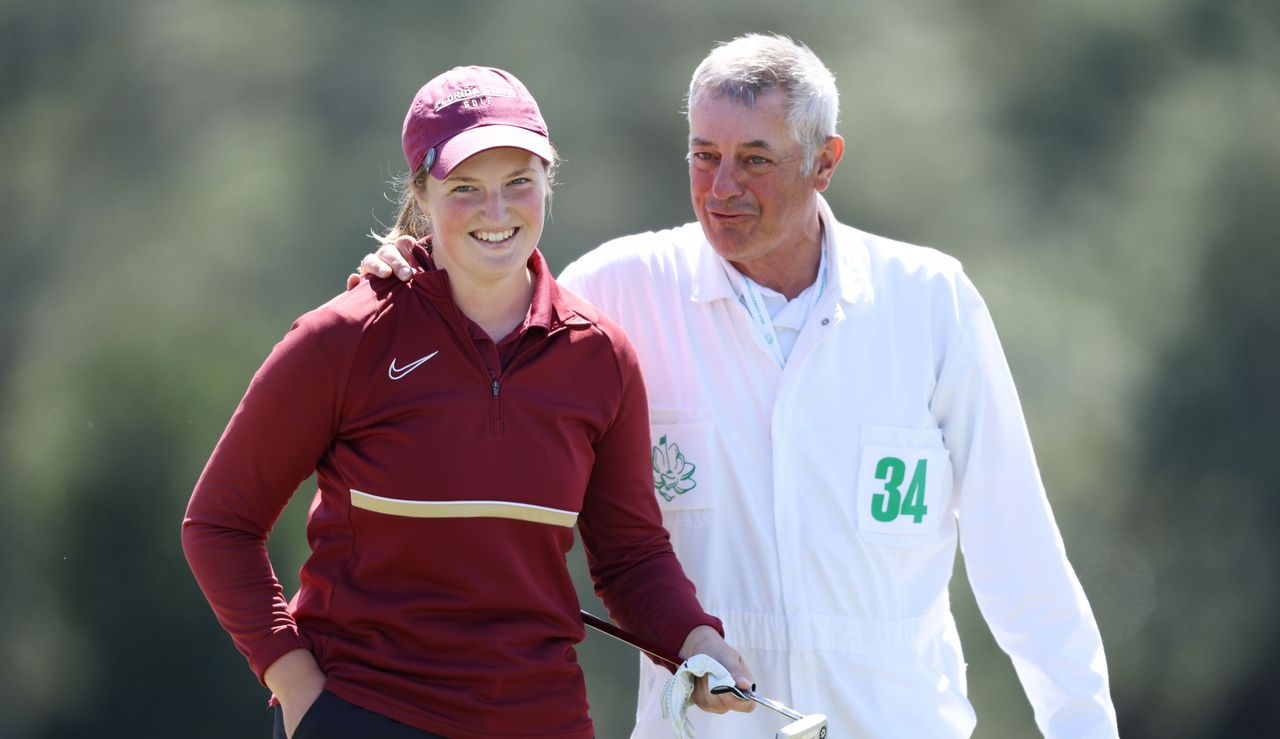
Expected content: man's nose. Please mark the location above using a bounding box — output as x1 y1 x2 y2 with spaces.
710 159 745 200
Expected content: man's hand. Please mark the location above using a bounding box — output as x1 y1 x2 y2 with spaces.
264 649 326 739
345 236 418 291
679 625 755 715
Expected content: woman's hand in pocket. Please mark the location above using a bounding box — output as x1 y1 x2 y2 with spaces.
264 649 327 738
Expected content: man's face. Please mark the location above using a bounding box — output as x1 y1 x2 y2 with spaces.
687 88 822 271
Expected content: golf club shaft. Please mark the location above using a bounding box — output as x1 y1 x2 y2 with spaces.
580 609 682 668
746 692 804 721
579 611 805 723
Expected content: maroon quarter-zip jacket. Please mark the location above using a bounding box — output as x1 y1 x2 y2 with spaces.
183 246 718 739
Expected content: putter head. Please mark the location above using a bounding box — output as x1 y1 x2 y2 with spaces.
776 713 828 739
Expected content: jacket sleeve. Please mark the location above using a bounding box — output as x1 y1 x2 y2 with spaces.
181 306 357 684
575 324 721 665
932 274 1119 738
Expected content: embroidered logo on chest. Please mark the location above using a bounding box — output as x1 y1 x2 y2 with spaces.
652 434 698 502
388 351 439 380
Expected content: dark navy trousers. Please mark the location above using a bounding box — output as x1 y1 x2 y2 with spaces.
273 691 449 739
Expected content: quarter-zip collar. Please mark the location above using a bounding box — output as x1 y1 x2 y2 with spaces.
406 239 592 336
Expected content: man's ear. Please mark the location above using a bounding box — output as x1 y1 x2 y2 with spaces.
812 134 844 192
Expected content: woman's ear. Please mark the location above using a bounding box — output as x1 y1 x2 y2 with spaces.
412 176 431 215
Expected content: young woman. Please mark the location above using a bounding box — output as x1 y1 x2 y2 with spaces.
183 66 750 739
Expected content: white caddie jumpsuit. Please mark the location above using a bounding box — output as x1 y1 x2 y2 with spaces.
559 195 1118 739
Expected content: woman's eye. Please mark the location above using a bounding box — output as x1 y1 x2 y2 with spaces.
452 185 476 193
509 177 531 186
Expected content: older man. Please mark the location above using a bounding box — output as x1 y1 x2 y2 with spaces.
359 33 1118 739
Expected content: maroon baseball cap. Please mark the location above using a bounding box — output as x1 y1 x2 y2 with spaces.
402 66 553 179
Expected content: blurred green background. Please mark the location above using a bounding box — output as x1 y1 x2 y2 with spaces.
2 1 1277 737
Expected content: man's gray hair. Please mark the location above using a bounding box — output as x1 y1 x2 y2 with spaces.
687 33 839 176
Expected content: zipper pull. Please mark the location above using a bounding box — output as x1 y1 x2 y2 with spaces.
491 377 500 399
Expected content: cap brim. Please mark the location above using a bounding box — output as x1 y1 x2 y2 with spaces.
430 125 554 179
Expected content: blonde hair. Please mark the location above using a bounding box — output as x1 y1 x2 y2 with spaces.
372 150 559 246
370 167 432 246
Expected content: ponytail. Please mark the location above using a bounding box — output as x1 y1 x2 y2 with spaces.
370 167 430 246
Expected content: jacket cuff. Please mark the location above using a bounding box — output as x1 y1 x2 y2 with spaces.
658 610 725 673
248 628 307 686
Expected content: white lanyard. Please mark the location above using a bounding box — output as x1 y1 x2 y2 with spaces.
726 245 828 367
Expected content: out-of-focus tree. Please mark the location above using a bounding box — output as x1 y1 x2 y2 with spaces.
1124 150 1280 738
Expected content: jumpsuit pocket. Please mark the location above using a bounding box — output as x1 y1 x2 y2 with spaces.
859 654 976 736
649 407 715 528
855 424 954 546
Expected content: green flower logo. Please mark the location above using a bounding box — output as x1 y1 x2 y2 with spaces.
652 434 697 502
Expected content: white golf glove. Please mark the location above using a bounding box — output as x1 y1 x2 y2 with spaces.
661 653 737 739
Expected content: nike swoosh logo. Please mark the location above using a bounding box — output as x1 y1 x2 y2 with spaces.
388 351 439 380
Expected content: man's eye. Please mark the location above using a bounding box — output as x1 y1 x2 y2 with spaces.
509 177 531 186
746 155 770 166
689 151 718 170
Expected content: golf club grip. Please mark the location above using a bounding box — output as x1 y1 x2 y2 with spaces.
580 610 683 668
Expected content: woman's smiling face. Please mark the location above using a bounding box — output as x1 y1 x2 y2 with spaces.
417 146 548 288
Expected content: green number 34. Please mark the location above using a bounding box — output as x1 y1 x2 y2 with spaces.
872 456 929 523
